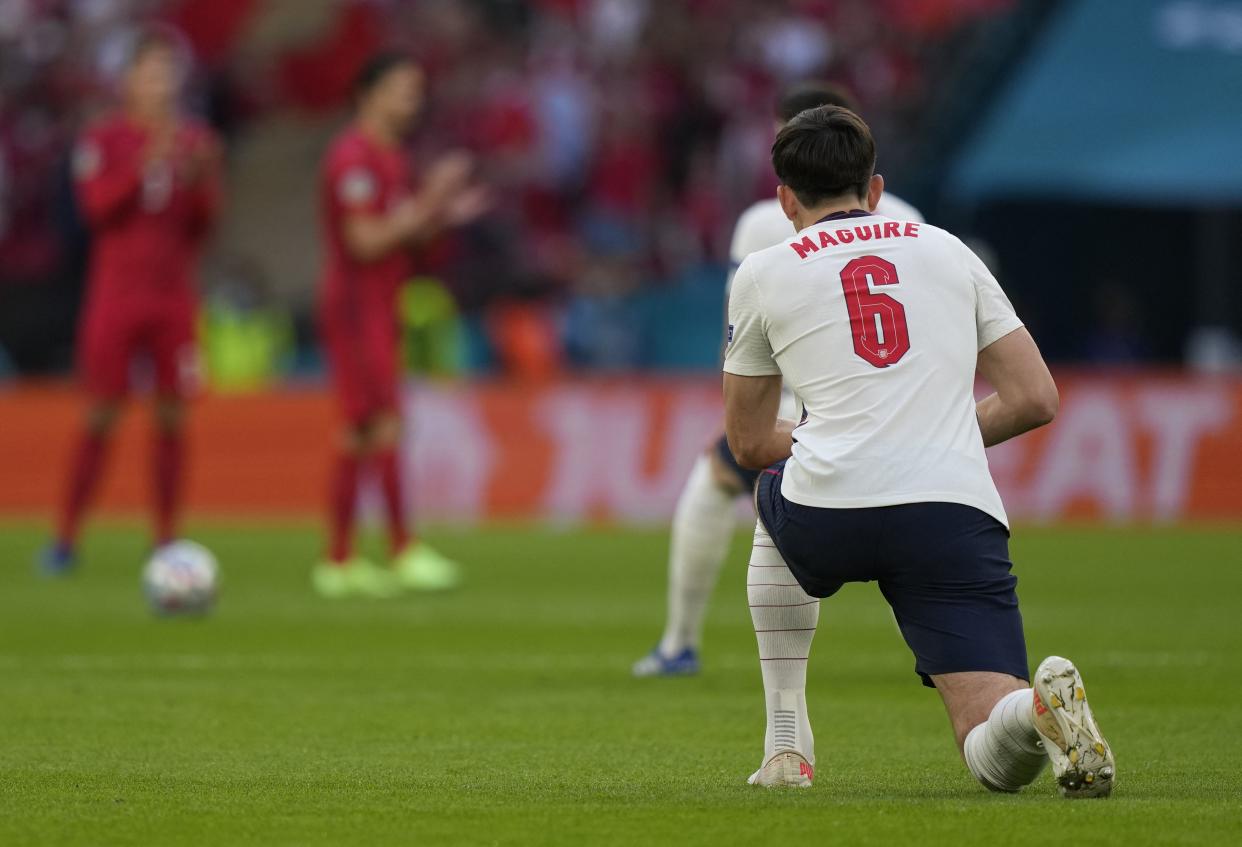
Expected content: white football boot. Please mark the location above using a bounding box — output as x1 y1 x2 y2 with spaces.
1032 656 1116 798
747 751 814 788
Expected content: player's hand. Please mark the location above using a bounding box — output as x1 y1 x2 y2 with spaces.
144 123 176 164
421 151 475 202
389 197 427 235
183 135 222 184
443 184 493 227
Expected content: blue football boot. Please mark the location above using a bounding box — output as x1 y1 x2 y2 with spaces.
39 541 77 577
632 646 700 678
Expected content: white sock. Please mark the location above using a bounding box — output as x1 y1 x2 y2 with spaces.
748 520 818 766
963 688 1047 792
657 454 738 657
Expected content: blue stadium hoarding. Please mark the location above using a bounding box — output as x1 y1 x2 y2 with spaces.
951 0 1242 204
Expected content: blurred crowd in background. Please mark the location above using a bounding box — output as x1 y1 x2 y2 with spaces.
2 0 1237 385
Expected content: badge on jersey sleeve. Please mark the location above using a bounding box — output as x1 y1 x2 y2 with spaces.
73 141 102 180
337 167 378 208
727 324 735 344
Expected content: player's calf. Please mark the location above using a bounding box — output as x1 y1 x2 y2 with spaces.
746 521 818 783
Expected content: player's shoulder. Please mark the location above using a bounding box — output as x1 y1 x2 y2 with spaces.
324 126 375 169
734 197 783 231
79 112 129 143
730 198 790 263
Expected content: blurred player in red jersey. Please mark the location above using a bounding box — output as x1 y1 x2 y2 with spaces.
42 28 222 574
312 53 488 598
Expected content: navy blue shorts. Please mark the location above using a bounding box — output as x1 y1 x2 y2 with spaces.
715 433 761 491
755 462 1028 688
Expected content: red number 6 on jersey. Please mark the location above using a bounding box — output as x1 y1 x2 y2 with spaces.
839 255 910 368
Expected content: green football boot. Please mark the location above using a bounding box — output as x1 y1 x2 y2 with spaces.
393 542 462 592
312 558 401 599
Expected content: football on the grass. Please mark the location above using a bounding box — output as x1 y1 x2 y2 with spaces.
143 540 218 615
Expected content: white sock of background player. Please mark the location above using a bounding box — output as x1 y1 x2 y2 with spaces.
963 688 1047 791
656 454 738 657
748 520 817 765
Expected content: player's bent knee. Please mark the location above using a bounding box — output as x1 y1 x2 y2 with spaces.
708 445 750 496
932 671 1028 751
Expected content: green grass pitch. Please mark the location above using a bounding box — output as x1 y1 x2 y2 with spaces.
1 522 1240 846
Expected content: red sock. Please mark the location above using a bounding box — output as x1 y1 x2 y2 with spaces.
328 452 361 564
57 429 110 546
375 448 411 555
153 427 185 546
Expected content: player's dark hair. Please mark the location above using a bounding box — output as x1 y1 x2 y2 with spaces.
776 81 858 124
353 52 415 101
771 105 876 208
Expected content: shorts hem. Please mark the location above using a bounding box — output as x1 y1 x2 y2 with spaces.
917 662 1031 689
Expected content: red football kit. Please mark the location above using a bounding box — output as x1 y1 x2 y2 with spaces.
318 126 415 424
73 114 220 399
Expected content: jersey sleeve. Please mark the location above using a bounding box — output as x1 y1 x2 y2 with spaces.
967 244 1024 351
327 147 385 218
723 258 781 376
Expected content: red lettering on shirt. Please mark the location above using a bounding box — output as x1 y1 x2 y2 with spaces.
790 235 819 259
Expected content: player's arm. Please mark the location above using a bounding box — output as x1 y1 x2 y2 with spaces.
722 257 794 469
724 373 795 469
184 130 224 238
341 151 484 262
975 329 1058 447
73 133 144 226
967 241 1057 447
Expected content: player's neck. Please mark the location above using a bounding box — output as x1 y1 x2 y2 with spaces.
125 103 174 129
794 198 870 232
356 113 401 148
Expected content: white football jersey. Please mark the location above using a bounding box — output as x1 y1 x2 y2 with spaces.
725 193 924 422
724 211 1022 527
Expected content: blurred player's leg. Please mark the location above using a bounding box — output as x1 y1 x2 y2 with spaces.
746 519 817 787
371 413 411 555
390 425 462 590
634 446 746 677
313 427 399 599
149 306 196 547
44 307 132 574
328 445 362 565
372 415 461 593
46 404 119 573
152 397 185 547
315 327 401 598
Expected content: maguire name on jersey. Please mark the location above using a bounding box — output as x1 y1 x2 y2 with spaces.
723 213 1022 528
724 193 924 427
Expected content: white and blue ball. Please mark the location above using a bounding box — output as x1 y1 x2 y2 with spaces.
143 540 219 615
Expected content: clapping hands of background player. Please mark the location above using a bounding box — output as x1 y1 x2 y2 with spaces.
142 125 220 184
423 150 492 227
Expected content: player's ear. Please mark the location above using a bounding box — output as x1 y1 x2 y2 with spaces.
777 184 799 223
866 174 884 212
